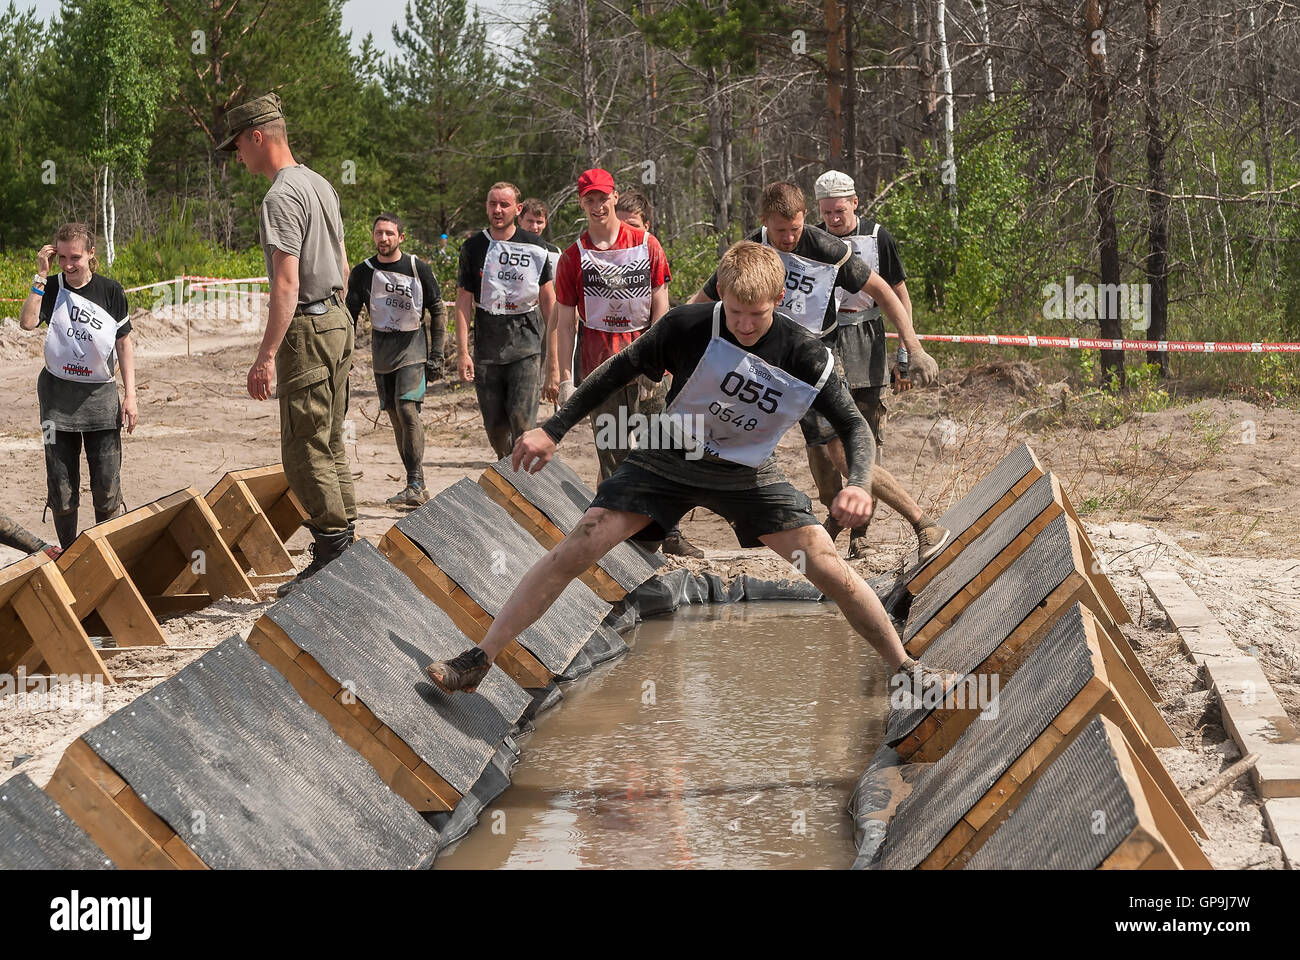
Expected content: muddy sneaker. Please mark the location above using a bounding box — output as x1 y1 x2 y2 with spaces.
386 484 430 507
823 516 844 544
425 647 491 694
847 527 873 560
916 524 952 563
889 658 967 709
662 531 704 559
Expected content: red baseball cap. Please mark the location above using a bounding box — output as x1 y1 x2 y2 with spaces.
577 168 616 196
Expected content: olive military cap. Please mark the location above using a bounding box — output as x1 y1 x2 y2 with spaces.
216 93 285 152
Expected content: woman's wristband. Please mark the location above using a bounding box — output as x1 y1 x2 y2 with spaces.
30 286 44 296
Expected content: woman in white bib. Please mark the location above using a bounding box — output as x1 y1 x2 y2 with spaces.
18 223 138 548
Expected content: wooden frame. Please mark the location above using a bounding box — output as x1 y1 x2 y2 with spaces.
377 526 552 690
44 738 207 870
907 446 1046 596
897 599 1177 764
913 611 1208 870
477 467 627 602
55 489 257 649
904 511 1158 701
1097 717 1198 870
0 553 113 681
245 617 461 813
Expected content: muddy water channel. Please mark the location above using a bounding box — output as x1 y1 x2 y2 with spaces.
439 601 890 869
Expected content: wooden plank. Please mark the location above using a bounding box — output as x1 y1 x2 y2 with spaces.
10 561 112 681
0 551 45 608
263 489 309 545
1116 729 1213 869
167 499 258 601
45 742 176 870
98 575 169 647
1090 614 1178 748
377 527 554 690
1096 695 1207 840
213 482 294 574
59 538 124 619
908 494 1064 648
907 455 1045 596
1143 564 1300 798
162 832 209 870
477 469 626 602
143 594 212 617
1260 798 1300 870
246 621 456 813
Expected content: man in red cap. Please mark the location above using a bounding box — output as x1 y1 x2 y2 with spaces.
549 169 701 557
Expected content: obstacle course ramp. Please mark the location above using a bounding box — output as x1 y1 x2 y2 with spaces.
47 635 439 869
171 465 307 594
903 442 1046 592
966 715 1188 870
904 472 1064 646
480 455 662 601
0 552 112 682
887 513 1082 755
260 540 531 801
874 604 1207 871
388 478 611 678
55 488 258 647
0 772 113 870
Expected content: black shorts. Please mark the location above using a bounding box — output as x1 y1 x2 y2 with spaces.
375 364 426 411
589 462 819 549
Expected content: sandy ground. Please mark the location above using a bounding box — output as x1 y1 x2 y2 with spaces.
1 302 1297 868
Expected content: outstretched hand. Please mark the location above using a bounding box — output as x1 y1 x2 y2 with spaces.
830 484 873 529
512 427 557 474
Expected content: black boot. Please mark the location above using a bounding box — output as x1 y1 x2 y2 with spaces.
277 528 352 598
52 509 80 550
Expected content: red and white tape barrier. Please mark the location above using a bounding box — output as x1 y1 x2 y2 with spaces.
4 273 269 301
886 332 1300 354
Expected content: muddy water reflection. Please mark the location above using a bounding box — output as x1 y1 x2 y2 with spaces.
438 602 890 869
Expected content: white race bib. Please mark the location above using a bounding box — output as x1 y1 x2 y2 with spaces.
665 303 834 467
580 239 653 333
834 223 881 323
367 255 424 332
479 231 544 315
762 227 841 336
43 278 122 383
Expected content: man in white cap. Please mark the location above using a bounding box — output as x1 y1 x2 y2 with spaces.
810 169 948 561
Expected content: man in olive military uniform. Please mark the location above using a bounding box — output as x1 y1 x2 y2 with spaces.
218 93 356 596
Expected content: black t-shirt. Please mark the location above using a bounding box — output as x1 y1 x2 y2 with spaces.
542 302 874 490
702 224 872 335
37 273 132 432
457 226 554 366
817 217 907 288
346 253 445 374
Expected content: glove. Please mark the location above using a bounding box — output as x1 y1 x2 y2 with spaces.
425 357 444 384
908 346 940 387
558 379 576 404
637 374 661 403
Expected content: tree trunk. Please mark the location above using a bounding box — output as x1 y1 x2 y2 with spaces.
936 0 956 224
971 0 994 103
1084 0 1124 389
826 0 843 167
1143 0 1168 375
576 0 601 165
844 1 857 181
706 64 731 255
913 0 937 139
